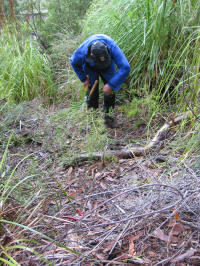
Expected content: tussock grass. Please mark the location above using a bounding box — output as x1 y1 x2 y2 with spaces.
0 25 56 103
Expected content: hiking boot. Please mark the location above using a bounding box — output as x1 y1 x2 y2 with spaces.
104 114 118 129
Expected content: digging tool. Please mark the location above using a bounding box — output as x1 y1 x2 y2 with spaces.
80 79 99 110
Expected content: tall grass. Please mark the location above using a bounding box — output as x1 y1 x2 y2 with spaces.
0 25 56 103
81 0 200 155
82 0 200 108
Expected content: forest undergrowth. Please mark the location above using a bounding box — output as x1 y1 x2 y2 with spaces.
0 94 199 265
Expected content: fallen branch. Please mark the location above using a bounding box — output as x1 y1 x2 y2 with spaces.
73 112 191 164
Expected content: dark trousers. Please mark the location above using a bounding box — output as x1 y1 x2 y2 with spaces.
87 75 115 113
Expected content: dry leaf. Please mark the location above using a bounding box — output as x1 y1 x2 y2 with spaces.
147 251 156 257
102 241 116 253
170 236 179 243
94 172 102 179
153 229 169 242
105 176 115 182
110 171 116 177
174 212 179 221
166 219 176 227
116 254 131 260
171 223 184 236
129 231 143 242
171 248 196 263
68 192 76 198
93 252 106 261
77 187 84 193
129 235 135 256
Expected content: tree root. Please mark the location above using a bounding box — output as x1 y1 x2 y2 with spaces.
73 112 191 165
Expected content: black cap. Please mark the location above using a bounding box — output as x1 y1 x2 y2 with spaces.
91 41 108 57
86 41 111 70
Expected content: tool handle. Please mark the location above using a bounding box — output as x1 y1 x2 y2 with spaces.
89 80 99 96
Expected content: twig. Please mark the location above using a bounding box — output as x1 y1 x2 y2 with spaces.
154 248 184 266
109 220 131 255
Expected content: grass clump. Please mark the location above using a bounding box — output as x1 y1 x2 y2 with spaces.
0 134 81 264
0 25 56 103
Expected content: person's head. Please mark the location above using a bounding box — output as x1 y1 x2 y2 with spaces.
87 41 111 70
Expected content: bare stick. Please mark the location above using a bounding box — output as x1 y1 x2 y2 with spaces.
71 112 191 165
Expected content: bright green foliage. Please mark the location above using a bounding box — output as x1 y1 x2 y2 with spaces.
0 25 56 103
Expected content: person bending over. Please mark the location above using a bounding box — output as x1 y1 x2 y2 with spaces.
70 34 130 128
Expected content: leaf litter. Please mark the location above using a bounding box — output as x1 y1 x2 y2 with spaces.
0 100 200 265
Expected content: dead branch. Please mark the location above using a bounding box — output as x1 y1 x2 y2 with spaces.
73 112 191 164
8 0 16 23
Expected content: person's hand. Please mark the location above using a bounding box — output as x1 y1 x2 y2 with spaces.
103 84 112 95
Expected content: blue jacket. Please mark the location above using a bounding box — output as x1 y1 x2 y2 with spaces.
70 34 130 91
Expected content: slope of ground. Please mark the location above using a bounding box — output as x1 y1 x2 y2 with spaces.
0 99 199 265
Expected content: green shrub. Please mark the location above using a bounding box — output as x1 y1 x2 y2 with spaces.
40 0 92 41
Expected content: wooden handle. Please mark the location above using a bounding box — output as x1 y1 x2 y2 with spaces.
89 80 99 96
